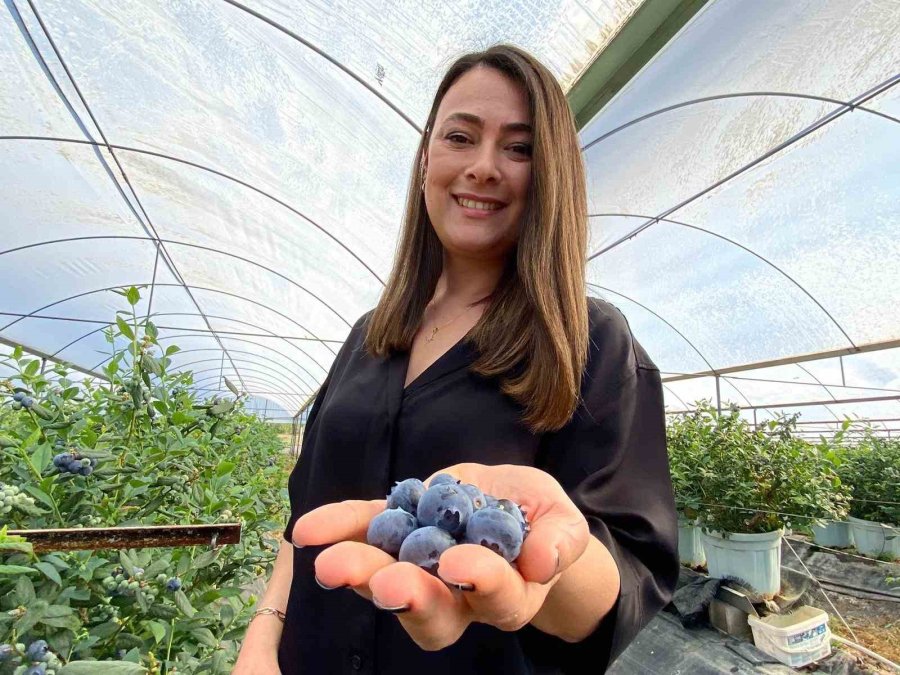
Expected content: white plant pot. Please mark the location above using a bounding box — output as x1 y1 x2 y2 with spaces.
677 517 706 566
848 516 900 559
701 528 784 599
811 521 853 548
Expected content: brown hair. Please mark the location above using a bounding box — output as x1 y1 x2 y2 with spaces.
365 44 588 433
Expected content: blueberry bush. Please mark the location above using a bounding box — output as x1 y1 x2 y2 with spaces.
0 288 290 673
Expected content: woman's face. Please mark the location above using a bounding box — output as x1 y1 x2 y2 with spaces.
423 66 533 263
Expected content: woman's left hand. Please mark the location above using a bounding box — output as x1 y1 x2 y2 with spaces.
290 462 590 651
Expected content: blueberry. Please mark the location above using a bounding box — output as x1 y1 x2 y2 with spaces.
0 643 11 660
484 495 500 508
398 526 456 575
416 483 473 537
12 392 25 402
366 508 418 556
21 397 34 409
495 498 529 534
81 466 94 476
23 665 47 675
166 577 182 592
386 478 426 515
66 460 81 474
54 452 73 468
428 473 459 488
464 507 524 563
25 639 49 661
458 483 487 510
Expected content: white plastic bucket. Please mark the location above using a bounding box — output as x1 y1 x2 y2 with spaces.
700 528 783 598
677 517 706 567
748 606 831 668
848 516 900 559
811 521 853 548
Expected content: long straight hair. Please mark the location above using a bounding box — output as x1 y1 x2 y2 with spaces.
365 44 588 434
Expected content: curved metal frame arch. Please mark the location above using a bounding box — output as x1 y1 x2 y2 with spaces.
176 357 306 395
167 349 318 390
190 373 301 405
585 74 900 276
171 357 312 397
48 283 336 373
0 236 353 331
588 282 753 408
156 334 329 388
588 213 856 348
662 384 690 412
0 136 386 286
89 311 329 373
186 364 308 398
581 90 900 153
1 280 336 369
221 0 422 134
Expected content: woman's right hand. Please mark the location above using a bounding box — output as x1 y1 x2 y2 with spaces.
232 649 282 674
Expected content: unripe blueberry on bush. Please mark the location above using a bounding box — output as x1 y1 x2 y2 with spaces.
166 577 182 592
0 643 11 660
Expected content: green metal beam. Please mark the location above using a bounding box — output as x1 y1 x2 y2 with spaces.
567 0 710 131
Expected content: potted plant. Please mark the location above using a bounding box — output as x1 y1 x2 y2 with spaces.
839 429 900 560
667 409 709 567
808 423 854 548
693 404 848 599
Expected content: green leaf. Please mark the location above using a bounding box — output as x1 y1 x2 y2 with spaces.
13 345 22 360
35 561 63 585
174 589 196 617
224 376 240 396
119 550 137 577
193 627 219 648
15 575 35 604
215 461 236 478
60 662 147 674
141 353 162 377
165 345 181 357
0 565 39 575
116 315 135 340
24 359 40 377
24 485 56 511
90 620 122 638
145 320 158 339
192 548 220 570
148 620 166 643
30 442 52 473
126 286 141 306
176 554 191 577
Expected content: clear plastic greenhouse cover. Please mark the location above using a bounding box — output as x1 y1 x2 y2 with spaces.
1 0 898 432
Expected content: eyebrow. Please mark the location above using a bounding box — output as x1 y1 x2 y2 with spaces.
441 112 532 134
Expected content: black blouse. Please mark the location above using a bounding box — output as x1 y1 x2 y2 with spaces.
279 297 678 675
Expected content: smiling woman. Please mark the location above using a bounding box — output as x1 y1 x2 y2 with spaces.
234 44 678 675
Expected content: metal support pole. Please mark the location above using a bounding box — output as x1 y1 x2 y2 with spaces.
715 374 722 415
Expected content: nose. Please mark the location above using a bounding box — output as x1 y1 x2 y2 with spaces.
465 142 502 184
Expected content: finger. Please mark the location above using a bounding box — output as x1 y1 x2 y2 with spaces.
314 540 396 601
516 508 590 584
368 562 469 651
437 544 545 632
291 499 386 547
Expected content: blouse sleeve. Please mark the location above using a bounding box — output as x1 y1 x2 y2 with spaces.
530 300 679 672
281 311 371 543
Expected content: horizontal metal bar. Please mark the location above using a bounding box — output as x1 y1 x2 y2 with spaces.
9 523 241 553
666 393 900 415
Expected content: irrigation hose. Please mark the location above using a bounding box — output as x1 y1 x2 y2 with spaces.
831 634 900 672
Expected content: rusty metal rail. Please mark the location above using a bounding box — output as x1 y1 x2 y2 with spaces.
8 523 242 553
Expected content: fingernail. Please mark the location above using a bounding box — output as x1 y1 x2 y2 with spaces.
373 598 410 613
447 582 475 592
315 576 345 591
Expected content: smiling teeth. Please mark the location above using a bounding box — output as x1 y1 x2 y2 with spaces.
457 197 501 211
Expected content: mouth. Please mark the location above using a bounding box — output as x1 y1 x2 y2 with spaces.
453 194 507 216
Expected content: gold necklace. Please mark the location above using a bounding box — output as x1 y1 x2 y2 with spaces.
423 297 489 343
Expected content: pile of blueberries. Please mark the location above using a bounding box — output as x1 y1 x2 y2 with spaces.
0 639 61 674
51 442 96 477
367 474 529 576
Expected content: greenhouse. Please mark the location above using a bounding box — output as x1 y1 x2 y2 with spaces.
1 0 898 672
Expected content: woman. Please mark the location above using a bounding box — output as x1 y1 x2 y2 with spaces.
234 44 678 674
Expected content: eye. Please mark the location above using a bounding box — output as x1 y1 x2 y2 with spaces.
510 144 533 157
446 133 470 144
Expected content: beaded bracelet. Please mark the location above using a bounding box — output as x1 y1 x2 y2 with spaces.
251 607 286 622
